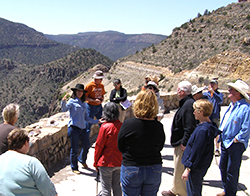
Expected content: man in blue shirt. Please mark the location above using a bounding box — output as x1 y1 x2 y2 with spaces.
203 79 223 156
217 79 250 196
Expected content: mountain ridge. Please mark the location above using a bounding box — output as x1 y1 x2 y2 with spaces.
45 31 167 61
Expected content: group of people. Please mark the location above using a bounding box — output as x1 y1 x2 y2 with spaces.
0 104 58 195
0 68 249 196
162 79 250 196
61 70 166 196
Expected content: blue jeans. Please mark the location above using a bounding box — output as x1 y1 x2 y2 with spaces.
219 142 245 196
120 164 162 196
86 103 102 132
68 126 90 170
186 167 209 196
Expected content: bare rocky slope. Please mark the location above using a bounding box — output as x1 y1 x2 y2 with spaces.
59 50 250 107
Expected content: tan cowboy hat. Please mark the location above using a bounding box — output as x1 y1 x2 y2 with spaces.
191 85 205 96
227 79 250 100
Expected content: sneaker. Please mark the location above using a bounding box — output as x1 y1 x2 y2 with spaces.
72 170 81 174
215 149 220 157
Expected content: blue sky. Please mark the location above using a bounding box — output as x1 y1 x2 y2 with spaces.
0 0 237 36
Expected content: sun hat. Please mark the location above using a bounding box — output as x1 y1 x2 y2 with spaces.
71 84 88 93
191 85 205 96
227 79 249 100
210 79 218 84
151 75 160 85
93 70 105 79
146 81 159 92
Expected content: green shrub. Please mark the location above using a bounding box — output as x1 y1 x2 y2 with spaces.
181 22 189 29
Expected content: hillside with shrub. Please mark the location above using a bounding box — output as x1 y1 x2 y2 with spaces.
0 49 113 127
0 17 80 65
119 2 250 73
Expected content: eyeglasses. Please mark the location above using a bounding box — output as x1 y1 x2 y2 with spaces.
229 87 238 92
193 108 201 113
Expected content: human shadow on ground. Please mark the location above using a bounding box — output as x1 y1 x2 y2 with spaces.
162 154 173 161
203 180 247 191
48 133 99 179
164 144 173 148
242 155 249 161
162 166 174 176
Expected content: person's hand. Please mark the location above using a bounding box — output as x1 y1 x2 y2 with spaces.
208 86 214 93
62 93 69 101
181 144 186 151
94 99 102 104
95 166 99 172
99 118 106 124
234 138 239 143
181 168 190 181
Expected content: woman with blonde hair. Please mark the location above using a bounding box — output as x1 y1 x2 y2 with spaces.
118 89 165 196
181 99 220 196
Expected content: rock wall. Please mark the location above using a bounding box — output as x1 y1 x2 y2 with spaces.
24 90 234 170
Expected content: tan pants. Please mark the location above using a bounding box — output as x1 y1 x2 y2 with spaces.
171 145 187 196
118 105 126 123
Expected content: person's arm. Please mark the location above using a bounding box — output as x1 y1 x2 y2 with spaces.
29 157 57 196
84 106 99 124
234 107 250 144
181 101 197 147
94 125 107 169
115 88 127 102
61 95 72 112
183 129 208 169
213 91 224 105
109 89 118 103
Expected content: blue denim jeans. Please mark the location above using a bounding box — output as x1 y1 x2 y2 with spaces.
219 142 245 196
120 164 162 196
68 125 90 170
86 103 102 132
186 167 209 196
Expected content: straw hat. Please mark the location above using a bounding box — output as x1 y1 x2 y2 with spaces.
227 80 249 100
191 85 205 96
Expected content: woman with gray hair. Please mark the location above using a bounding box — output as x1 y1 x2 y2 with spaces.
94 102 123 196
0 103 19 155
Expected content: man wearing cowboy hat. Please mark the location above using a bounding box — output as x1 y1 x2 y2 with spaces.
84 70 106 133
217 79 250 196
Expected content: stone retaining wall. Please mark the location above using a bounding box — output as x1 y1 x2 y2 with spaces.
25 90 232 170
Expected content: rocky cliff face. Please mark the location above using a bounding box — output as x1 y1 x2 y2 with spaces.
59 50 250 104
